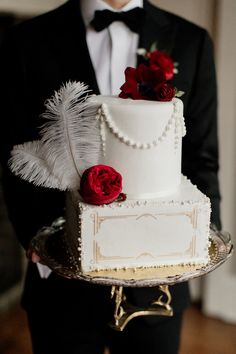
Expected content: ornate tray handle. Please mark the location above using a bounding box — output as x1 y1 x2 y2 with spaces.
110 285 173 331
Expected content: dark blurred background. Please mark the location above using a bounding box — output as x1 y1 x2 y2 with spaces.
0 13 23 313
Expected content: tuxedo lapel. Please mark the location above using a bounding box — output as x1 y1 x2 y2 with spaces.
139 1 177 60
46 0 177 93
49 0 100 94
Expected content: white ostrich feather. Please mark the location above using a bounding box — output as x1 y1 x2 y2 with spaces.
39 81 101 190
9 81 102 191
9 141 62 189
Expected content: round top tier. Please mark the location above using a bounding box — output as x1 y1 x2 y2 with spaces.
90 96 185 199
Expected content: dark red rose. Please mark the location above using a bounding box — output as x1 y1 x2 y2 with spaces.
80 165 122 205
154 82 175 102
119 67 143 99
148 50 174 80
119 64 166 100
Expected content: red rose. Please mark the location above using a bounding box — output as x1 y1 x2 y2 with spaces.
154 82 175 102
148 50 174 80
80 165 122 205
119 64 166 100
119 67 143 100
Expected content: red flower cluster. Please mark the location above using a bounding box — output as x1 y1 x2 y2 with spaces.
80 165 122 205
119 49 176 101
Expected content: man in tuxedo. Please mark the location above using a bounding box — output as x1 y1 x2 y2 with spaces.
0 0 221 353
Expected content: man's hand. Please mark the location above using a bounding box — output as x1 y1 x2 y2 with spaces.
26 248 41 263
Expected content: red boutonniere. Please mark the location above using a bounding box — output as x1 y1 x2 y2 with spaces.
80 164 124 205
147 49 175 81
119 44 184 102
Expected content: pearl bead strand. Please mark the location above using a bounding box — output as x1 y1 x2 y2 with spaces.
96 100 185 153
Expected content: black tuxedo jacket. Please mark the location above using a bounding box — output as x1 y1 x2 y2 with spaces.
0 0 221 317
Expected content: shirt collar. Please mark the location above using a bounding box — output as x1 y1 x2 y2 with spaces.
81 0 143 27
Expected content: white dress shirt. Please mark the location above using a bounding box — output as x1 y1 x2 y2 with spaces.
37 0 143 278
81 0 143 95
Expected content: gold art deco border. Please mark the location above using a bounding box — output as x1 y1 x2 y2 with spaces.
91 208 198 263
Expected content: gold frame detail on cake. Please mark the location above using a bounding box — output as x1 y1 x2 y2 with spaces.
91 209 199 265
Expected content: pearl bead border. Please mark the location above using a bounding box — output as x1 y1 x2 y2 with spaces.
96 98 186 156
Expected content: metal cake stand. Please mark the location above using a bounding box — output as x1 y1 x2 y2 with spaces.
30 217 233 331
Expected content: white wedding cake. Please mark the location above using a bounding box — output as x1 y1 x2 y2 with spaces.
8 77 211 274
66 96 211 273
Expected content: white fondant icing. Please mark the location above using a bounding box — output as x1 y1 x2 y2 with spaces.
66 177 211 272
89 96 185 199
65 95 211 273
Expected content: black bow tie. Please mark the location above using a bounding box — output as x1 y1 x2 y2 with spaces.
90 7 145 33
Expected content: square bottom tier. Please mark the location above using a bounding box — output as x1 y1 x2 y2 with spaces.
66 176 211 273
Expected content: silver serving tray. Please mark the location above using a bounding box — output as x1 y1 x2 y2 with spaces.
31 217 233 287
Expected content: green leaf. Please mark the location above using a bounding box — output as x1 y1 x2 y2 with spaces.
175 90 185 98
149 41 158 52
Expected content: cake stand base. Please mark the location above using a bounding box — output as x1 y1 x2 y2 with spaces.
30 217 233 331
31 218 233 287
110 284 173 331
